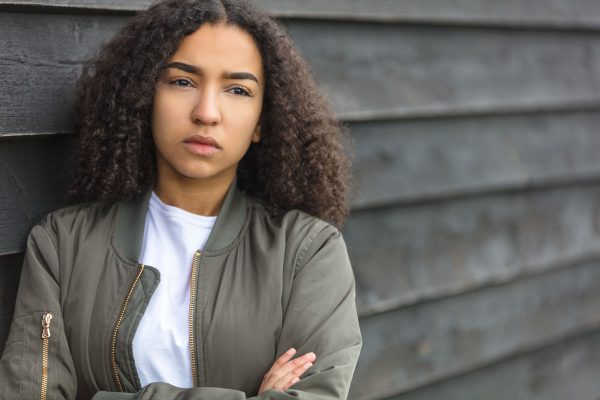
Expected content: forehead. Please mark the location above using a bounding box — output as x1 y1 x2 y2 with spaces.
168 23 263 78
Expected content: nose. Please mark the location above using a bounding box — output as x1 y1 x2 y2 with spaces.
191 87 221 126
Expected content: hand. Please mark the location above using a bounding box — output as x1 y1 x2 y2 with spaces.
258 348 317 394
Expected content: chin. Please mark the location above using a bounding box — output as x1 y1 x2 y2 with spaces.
178 171 216 180
185 169 232 182
169 161 215 180
161 158 233 182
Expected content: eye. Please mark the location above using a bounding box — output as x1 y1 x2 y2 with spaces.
228 86 251 97
170 78 193 87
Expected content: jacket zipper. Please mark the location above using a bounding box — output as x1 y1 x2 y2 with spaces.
111 264 145 392
189 250 201 387
40 312 53 400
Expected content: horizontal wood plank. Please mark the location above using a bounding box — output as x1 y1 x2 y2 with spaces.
0 136 70 254
380 328 600 400
349 260 600 399
286 21 600 120
344 184 600 316
2 0 600 29
350 111 600 209
265 0 600 29
3 13 600 136
0 0 149 11
0 12 125 136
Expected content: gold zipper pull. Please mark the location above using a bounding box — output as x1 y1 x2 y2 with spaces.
42 312 53 339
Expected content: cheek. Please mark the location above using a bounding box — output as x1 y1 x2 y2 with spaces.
225 102 262 132
152 98 183 145
231 121 260 151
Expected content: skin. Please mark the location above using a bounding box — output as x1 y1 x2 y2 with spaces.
151 23 316 393
259 349 317 393
152 22 263 216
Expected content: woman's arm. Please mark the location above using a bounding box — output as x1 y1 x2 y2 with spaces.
0 223 78 399
94 224 363 400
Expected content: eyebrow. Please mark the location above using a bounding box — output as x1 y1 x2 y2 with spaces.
164 61 259 84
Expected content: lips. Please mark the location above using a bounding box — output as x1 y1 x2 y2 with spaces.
183 135 222 156
183 135 221 149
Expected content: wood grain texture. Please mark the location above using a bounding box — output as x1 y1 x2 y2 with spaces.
350 111 600 209
286 21 600 121
0 12 125 137
260 0 600 28
382 328 600 400
349 260 600 399
0 0 149 11
345 184 600 316
0 136 71 254
0 253 23 355
3 13 600 137
2 0 600 29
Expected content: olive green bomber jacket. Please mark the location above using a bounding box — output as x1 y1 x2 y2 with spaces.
0 180 362 400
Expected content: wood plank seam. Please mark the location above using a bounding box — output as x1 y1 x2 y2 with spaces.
3 2 600 31
357 250 600 317
350 174 600 212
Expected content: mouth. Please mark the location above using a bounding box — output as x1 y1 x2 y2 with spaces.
183 135 222 156
184 135 221 148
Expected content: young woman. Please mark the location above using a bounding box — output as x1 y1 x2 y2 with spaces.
0 1 362 399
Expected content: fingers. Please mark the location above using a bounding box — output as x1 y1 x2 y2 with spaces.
259 348 317 393
271 358 314 389
276 350 316 379
275 348 297 368
268 348 315 377
262 348 297 383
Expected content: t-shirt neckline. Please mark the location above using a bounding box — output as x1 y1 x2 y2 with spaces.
149 191 217 228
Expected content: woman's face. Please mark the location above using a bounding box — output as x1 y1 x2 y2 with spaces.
152 22 264 186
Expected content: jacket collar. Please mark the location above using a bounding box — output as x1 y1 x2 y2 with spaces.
114 177 248 262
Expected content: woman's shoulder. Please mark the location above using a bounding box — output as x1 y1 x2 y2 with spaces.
247 195 339 233
245 195 345 266
35 198 118 239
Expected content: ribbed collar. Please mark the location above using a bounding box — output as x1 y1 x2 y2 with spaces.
114 178 248 262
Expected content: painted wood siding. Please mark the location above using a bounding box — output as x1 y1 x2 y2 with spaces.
1 1 599 398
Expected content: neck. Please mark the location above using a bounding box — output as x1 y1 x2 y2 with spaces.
153 170 235 216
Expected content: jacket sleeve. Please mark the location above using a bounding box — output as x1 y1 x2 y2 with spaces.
93 224 363 400
0 223 78 400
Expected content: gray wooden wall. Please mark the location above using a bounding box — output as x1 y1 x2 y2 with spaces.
1 1 600 399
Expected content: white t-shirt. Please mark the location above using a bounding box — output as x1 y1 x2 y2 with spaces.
132 191 216 388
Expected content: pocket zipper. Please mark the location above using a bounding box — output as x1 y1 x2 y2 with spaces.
41 312 53 400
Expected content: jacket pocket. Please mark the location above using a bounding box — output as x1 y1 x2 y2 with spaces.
0 312 59 399
40 312 53 400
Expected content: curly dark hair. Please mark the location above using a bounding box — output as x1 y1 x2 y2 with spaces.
68 0 353 227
